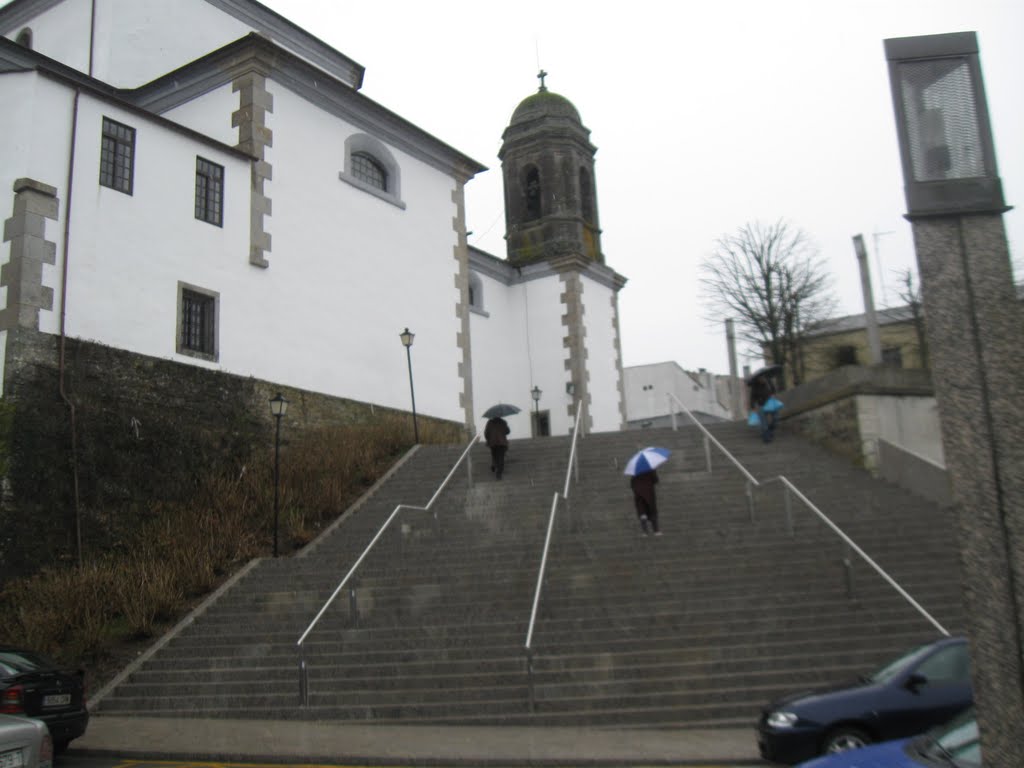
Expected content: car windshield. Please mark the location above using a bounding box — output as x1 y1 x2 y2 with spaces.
869 642 934 684
0 649 55 677
915 709 981 768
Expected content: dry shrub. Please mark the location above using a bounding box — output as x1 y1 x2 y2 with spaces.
0 411 461 673
0 563 117 660
113 557 185 638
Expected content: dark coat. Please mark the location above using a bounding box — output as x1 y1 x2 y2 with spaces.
630 469 658 503
748 376 775 408
484 417 510 447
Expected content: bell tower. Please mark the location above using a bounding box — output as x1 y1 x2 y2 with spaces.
499 71 603 266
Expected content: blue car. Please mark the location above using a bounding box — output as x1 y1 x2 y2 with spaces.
757 636 972 764
794 707 981 767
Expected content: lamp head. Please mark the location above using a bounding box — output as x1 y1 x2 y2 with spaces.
269 392 288 418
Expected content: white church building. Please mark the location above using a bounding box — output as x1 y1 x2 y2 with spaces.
0 0 628 439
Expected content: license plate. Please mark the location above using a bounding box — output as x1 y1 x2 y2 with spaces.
42 693 71 707
0 748 25 768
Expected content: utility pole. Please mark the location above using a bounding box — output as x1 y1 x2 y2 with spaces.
872 229 895 306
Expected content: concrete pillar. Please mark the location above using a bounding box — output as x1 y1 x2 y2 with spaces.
853 234 882 364
911 213 1024 766
725 319 742 420
1 178 58 331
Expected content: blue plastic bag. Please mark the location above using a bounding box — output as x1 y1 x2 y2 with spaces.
747 410 761 427
763 396 784 414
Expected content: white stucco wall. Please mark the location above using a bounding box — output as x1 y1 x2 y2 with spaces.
580 274 622 434
260 84 465 422
13 74 467 424
1 72 77 333
470 271 578 437
93 0 253 86
624 361 730 424
470 266 627 437
857 394 945 468
162 82 239 147
2 0 94 74
56 93 251 354
468 271 531 438
523 276 571 434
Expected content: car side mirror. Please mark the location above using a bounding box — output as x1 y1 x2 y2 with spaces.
905 672 928 692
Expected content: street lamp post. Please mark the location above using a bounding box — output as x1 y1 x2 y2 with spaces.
531 385 541 435
269 392 288 558
885 31 1024 763
400 327 419 443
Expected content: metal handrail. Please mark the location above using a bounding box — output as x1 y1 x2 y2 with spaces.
667 394 757 486
296 428 484 705
524 401 584 711
667 392 949 637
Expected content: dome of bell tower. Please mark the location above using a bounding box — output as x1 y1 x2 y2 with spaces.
509 88 582 127
499 71 603 266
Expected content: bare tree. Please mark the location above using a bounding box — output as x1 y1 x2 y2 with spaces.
700 219 836 386
895 267 929 369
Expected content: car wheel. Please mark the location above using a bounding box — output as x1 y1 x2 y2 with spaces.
823 726 871 754
54 739 69 755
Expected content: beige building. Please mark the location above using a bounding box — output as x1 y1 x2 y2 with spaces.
798 305 927 383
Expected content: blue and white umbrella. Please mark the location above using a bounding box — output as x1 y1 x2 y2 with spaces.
623 446 671 476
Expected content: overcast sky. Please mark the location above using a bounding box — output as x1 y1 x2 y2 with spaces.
22 0 1024 375
260 0 1021 375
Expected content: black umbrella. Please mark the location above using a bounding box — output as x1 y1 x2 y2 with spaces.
483 403 521 419
745 364 783 384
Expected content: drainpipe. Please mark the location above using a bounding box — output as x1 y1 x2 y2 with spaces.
54 0 96 566
58 89 82 566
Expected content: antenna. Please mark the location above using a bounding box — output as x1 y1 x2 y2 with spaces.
872 229 896 306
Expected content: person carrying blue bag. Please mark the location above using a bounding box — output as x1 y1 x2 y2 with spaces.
748 371 783 443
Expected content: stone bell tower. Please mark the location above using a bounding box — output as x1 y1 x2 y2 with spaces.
499 71 603 266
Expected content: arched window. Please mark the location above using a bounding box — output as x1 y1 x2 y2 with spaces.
523 166 541 221
351 152 387 191
15 27 32 49
339 133 404 208
579 168 594 223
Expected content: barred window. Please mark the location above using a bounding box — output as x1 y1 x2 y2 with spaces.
351 152 387 191
178 287 217 360
99 117 135 194
195 157 224 226
524 166 541 221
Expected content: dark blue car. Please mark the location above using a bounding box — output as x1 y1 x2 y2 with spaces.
757 636 972 765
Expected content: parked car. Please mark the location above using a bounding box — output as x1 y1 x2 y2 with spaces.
794 706 981 767
0 714 54 768
757 636 972 765
0 646 89 754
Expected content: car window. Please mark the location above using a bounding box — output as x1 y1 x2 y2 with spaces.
921 711 981 767
870 642 933 683
916 644 970 683
0 650 53 674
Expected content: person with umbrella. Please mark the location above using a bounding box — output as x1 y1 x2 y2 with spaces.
624 447 670 536
483 404 517 480
747 365 782 444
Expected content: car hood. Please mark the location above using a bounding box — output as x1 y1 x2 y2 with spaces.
770 678 874 711
796 737 914 767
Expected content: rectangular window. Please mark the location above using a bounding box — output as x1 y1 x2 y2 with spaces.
178 285 218 361
99 117 135 194
882 346 904 367
195 157 224 226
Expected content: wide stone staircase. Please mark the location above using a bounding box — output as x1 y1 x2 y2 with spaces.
90 421 966 728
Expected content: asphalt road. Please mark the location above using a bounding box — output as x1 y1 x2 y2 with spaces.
60 754 764 768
